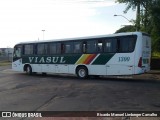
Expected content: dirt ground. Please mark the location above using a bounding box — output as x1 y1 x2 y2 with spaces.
133 70 160 81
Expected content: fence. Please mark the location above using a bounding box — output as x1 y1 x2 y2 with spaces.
0 56 12 62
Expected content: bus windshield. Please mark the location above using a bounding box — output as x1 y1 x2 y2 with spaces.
13 45 22 58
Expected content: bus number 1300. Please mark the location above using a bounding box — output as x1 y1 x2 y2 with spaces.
118 57 130 62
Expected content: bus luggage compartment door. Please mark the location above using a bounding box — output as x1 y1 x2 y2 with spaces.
55 64 68 73
106 64 134 75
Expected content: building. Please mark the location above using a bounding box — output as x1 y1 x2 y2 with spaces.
0 48 13 61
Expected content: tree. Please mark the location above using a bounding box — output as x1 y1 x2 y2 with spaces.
116 0 160 52
150 0 160 52
115 25 135 33
116 0 145 31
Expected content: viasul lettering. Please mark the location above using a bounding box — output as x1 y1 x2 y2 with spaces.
28 57 66 64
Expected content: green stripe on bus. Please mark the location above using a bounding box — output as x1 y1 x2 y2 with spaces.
21 53 115 65
92 53 115 65
22 55 81 64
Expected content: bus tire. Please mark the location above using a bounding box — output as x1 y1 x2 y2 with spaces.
76 66 88 79
26 65 32 75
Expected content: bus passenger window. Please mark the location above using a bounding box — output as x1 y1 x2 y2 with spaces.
49 43 57 54
37 44 48 55
119 36 136 52
87 40 96 53
97 40 103 52
73 42 81 53
24 44 34 55
56 43 61 54
61 44 65 54
105 38 117 53
83 41 96 53
65 45 70 53
64 42 73 54
82 42 87 53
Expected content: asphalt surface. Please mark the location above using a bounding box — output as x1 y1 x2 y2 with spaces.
0 65 160 113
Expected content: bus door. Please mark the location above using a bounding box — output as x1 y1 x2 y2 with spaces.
12 45 23 71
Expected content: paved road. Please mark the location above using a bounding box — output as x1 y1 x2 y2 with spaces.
0 65 160 113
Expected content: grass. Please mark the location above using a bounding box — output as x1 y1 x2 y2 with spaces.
0 61 11 66
152 52 160 58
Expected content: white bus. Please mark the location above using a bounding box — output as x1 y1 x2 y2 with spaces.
12 32 151 78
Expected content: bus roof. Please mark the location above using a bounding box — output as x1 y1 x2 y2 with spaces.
15 32 149 45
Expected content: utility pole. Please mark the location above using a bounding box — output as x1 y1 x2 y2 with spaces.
42 30 45 40
114 14 136 31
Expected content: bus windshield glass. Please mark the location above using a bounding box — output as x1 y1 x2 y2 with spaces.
13 45 22 58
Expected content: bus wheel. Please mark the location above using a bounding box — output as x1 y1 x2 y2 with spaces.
76 66 88 79
26 65 32 75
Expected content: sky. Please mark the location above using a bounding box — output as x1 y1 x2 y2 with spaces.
0 0 136 48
